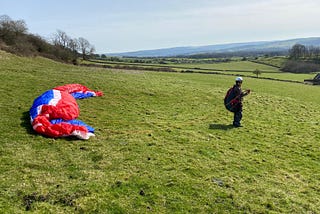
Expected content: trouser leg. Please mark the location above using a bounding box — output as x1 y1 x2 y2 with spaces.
233 110 242 126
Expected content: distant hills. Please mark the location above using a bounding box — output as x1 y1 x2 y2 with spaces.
107 37 320 57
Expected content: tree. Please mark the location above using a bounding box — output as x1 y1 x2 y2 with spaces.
281 60 320 73
0 15 28 45
78 37 94 59
308 45 320 60
89 45 95 57
289 44 307 60
253 69 262 78
0 15 97 63
68 38 79 55
52 30 70 49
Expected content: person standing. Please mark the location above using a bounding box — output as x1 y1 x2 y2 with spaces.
224 77 250 127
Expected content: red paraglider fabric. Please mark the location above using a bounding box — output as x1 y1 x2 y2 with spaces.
29 84 103 139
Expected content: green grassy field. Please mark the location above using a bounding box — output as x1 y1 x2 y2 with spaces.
86 58 317 83
86 59 280 72
168 61 280 72
253 56 287 68
1 50 320 213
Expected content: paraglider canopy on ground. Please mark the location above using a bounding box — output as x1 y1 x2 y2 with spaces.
29 84 103 140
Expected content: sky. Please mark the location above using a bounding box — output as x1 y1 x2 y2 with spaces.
1 0 320 53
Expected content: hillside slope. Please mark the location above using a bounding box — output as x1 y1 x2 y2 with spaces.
0 50 319 213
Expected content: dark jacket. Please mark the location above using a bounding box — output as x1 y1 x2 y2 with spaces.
232 84 249 109
233 85 242 105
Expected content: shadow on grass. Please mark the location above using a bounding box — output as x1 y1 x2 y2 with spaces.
21 111 37 135
209 124 234 130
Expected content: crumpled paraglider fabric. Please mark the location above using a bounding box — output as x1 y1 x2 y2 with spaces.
29 84 103 140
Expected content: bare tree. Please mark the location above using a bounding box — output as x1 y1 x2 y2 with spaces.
289 44 307 60
52 30 70 49
0 15 28 44
89 45 95 56
308 46 320 60
78 37 94 59
68 38 78 53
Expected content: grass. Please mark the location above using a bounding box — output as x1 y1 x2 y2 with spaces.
1 50 320 213
86 59 280 73
169 60 280 72
86 58 318 82
253 56 287 68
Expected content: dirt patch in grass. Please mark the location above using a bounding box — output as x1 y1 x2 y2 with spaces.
22 189 90 211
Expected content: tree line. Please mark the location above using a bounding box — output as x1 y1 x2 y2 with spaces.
0 15 95 63
282 44 320 73
288 44 320 61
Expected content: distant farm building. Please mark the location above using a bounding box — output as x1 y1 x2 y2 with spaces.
304 73 320 85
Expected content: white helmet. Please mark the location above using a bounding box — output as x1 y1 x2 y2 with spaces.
235 77 243 82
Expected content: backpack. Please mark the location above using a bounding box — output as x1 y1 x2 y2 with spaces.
224 86 238 112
